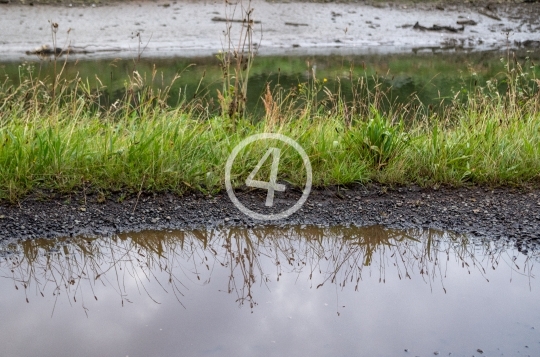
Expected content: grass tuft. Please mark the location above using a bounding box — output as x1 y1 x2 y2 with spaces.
0 51 539 202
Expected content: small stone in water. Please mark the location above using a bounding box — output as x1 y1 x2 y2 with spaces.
477 349 483 354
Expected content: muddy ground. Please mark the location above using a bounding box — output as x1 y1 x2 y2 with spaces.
1 185 539 248
0 0 539 61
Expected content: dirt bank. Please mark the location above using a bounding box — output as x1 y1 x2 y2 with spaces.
1 185 539 246
1 0 539 61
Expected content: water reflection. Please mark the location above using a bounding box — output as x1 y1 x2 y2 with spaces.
3 50 539 115
1 226 540 356
1 226 536 313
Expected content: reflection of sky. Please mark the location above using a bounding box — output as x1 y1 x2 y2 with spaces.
0 227 539 357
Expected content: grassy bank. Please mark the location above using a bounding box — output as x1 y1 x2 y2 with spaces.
0 53 539 202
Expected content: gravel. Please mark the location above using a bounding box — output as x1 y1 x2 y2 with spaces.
1 184 539 244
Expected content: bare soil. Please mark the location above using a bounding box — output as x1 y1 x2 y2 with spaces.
1 0 539 61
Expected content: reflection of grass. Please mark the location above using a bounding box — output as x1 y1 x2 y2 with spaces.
0 52 539 200
0 226 534 313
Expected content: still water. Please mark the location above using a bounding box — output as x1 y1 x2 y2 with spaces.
1 226 539 357
2 50 539 114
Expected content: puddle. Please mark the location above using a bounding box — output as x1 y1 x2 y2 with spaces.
1 225 539 356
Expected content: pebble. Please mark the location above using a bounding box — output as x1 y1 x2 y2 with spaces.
0 186 539 242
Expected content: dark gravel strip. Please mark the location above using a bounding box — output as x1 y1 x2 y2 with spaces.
1 184 539 243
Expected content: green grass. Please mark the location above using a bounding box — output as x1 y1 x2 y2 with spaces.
0 53 538 202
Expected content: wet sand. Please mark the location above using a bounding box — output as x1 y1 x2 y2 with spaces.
1 0 539 61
